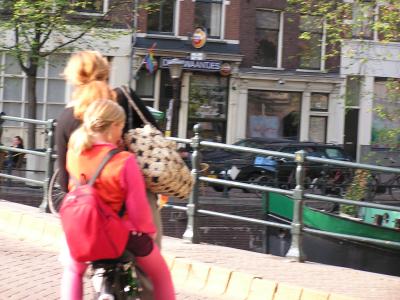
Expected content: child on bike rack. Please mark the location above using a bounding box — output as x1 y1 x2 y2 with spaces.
60 100 175 300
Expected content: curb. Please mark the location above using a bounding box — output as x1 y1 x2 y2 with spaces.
0 200 358 300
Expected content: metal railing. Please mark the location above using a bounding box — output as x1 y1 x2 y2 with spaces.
1 115 400 262
0 114 56 211
167 124 400 262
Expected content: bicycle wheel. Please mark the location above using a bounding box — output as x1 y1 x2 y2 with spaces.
249 173 275 197
48 168 65 216
389 176 400 201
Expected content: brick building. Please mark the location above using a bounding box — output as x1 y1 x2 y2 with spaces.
131 0 344 150
231 0 344 152
1 0 398 163
132 0 242 143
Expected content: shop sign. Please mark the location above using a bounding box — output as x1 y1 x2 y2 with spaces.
160 57 222 72
190 52 206 61
192 27 207 49
220 63 232 76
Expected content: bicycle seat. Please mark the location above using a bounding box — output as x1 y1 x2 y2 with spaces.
91 250 135 268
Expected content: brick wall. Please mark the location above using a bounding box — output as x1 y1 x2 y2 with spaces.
136 1 240 40
239 0 341 72
161 203 268 253
282 13 300 69
178 0 195 36
137 5 147 34
225 1 240 40
240 0 287 68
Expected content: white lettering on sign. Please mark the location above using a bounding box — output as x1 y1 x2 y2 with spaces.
160 57 222 72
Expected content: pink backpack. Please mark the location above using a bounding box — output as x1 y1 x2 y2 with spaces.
60 149 129 262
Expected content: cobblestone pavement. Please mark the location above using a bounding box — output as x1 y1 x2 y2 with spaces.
0 232 213 300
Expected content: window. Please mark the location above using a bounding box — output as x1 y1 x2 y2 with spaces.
352 1 374 39
309 93 329 143
147 0 175 34
71 0 107 14
309 116 327 143
299 15 324 70
310 93 329 112
247 91 301 140
371 79 400 149
0 53 67 126
187 74 228 142
345 76 362 107
136 69 155 99
195 0 223 38
255 10 281 68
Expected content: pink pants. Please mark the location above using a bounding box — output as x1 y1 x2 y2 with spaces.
60 240 175 300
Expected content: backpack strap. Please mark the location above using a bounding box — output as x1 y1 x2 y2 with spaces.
88 148 120 186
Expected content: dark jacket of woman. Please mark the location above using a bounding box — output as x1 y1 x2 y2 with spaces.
55 87 159 192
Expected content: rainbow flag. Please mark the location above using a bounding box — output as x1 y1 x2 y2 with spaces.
144 43 157 74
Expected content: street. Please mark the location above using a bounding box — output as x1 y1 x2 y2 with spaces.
0 232 214 300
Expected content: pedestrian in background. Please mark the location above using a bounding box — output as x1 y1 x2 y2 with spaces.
4 136 24 170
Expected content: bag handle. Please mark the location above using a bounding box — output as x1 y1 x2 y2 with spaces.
87 148 120 186
119 85 151 126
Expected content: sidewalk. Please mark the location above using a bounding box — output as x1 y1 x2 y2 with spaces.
1 199 399 300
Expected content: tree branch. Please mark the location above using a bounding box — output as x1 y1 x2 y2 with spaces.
13 25 28 73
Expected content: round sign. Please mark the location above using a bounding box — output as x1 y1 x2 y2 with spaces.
220 63 232 76
192 27 207 49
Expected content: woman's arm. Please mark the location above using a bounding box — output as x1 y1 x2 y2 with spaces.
120 155 156 234
55 108 80 192
115 87 160 133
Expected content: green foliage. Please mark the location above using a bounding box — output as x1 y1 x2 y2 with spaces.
0 0 135 67
288 1 400 150
0 0 156 148
342 169 372 216
287 0 400 57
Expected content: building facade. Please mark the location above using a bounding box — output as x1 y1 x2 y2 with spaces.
0 0 133 147
1 0 398 164
232 0 344 150
340 0 400 163
131 0 242 143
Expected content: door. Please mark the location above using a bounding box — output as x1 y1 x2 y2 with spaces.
344 108 359 160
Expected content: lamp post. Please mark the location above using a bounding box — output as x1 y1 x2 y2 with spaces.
166 58 184 137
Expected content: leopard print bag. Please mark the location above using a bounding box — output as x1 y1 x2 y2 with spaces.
120 86 193 200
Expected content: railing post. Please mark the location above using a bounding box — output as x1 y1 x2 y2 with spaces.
39 119 56 212
286 150 306 262
183 124 201 243
0 112 4 143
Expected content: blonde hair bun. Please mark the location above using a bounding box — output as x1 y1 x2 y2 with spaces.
69 99 126 153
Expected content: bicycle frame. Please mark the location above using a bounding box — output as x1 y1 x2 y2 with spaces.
91 252 142 300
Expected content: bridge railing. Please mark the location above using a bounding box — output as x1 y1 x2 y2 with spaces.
0 114 56 211
2 114 400 262
167 124 400 262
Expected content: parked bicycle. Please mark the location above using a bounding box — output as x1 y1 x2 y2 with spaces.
368 172 400 201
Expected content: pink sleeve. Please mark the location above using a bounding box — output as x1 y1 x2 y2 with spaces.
120 155 156 234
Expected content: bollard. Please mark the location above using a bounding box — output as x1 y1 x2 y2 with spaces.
39 119 56 212
286 150 306 262
183 124 201 243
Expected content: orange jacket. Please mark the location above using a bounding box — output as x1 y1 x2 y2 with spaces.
66 143 156 234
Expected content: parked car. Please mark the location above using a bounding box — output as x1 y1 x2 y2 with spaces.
202 138 353 193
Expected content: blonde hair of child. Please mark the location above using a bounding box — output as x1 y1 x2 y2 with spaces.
69 100 126 153
63 51 116 120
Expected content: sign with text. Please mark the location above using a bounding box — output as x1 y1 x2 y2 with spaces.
160 57 222 72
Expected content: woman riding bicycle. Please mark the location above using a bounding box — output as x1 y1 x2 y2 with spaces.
60 99 175 300
56 50 163 247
